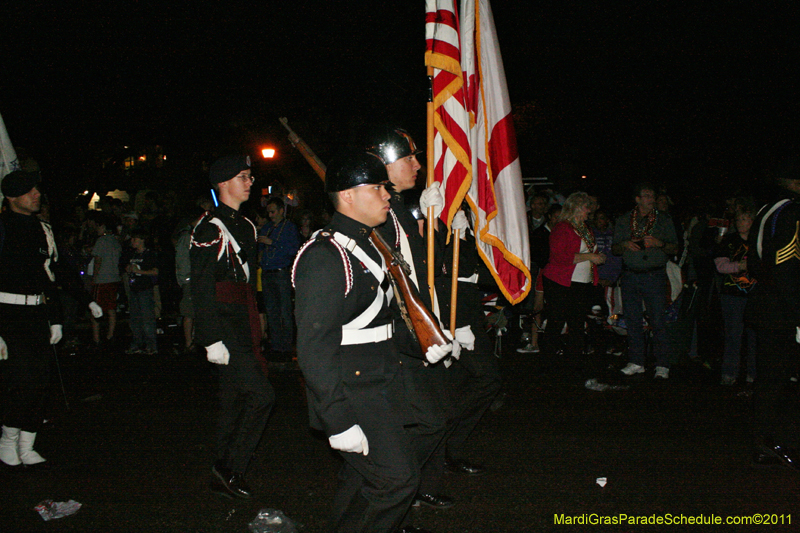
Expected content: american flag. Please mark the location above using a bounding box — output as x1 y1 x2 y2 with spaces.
425 0 531 304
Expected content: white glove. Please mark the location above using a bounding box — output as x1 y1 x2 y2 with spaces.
419 182 444 220
329 424 369 456
89 301 103 319
49 325 63 345
454 325 475 351
444 329 461 360
205 341 230 365
425 340 453 364
0 336 7 360
451 210 469 233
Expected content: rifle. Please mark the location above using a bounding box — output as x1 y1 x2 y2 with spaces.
370 229 449 354
278 117 327 180
279 118 449 356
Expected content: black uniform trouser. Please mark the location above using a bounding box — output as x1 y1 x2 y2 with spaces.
400 357 448 496
216 357 274 475
331 413 419 533
444 330 502 461
420 327 502 496
754 327 800 448
0 304 51 433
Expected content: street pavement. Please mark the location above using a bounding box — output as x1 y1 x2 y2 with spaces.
2 322 799 532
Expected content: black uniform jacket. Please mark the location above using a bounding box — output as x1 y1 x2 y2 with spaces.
0 210 61 324
746 190 800 329
294 212 409 436
190 204 258 355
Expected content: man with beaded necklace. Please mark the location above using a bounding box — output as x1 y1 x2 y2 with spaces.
612 182 679 379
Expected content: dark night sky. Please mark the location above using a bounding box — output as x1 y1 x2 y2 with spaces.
2 1 799 206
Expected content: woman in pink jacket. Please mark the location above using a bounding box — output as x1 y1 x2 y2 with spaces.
541 192 606 371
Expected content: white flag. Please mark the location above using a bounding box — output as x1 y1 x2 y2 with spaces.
0 111 21 205
460 0 531 304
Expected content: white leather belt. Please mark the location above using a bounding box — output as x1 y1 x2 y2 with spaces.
341 323 394 346
0 291 45 306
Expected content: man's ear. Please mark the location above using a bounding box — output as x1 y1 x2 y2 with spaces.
339 189 354 205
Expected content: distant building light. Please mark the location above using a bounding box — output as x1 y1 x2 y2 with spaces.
82 190 89 195
581 175 587 179
139 155 146 161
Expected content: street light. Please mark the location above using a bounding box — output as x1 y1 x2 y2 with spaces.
262 147 276 159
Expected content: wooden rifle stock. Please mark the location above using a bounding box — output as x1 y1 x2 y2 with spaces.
278 117 327 180
370 229 449 356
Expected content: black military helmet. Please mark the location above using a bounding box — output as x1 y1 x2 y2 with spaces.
325 150 390 193
366 126 421 165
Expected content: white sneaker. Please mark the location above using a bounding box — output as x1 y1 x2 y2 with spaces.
585 379 610 392
620 362 645 376
516 343 540 354
654 366 670 379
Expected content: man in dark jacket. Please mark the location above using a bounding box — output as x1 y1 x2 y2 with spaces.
747 160 800 471
190 156 274 498
0 170 64 468
294 151 441 533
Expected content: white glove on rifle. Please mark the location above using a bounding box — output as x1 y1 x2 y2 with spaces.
329 424 369 456
454 325 475 351
426 339 454 364
451 211 469 233
49 325 63 345
89 301 103 319
419 182 444 220
0 336 7 360
205 341 230 365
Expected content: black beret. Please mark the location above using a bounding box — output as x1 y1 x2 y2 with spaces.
1 170 40 198
209 155 251 185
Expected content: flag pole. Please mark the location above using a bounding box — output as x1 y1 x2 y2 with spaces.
426 67 437 308
449 229 461 335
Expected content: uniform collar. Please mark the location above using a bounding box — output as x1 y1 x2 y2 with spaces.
329 212 374 241
216 203 239 220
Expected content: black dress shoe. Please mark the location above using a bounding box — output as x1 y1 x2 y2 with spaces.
445 458 485 476
413 493 454 509
212 462 253 499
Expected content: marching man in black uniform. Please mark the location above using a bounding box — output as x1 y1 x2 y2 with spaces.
190 156 275 498
0 170 70 468
747 159 800 470
293 151 450 533
368 127 459 509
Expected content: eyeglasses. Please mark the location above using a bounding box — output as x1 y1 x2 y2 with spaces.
237 174 255 184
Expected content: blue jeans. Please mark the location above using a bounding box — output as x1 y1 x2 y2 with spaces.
262 269 294 352
720 294 756 380
129 289 157 352
620 269 669 368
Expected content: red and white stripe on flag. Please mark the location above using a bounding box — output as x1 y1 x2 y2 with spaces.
425 0 473 235
427 0 531 304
